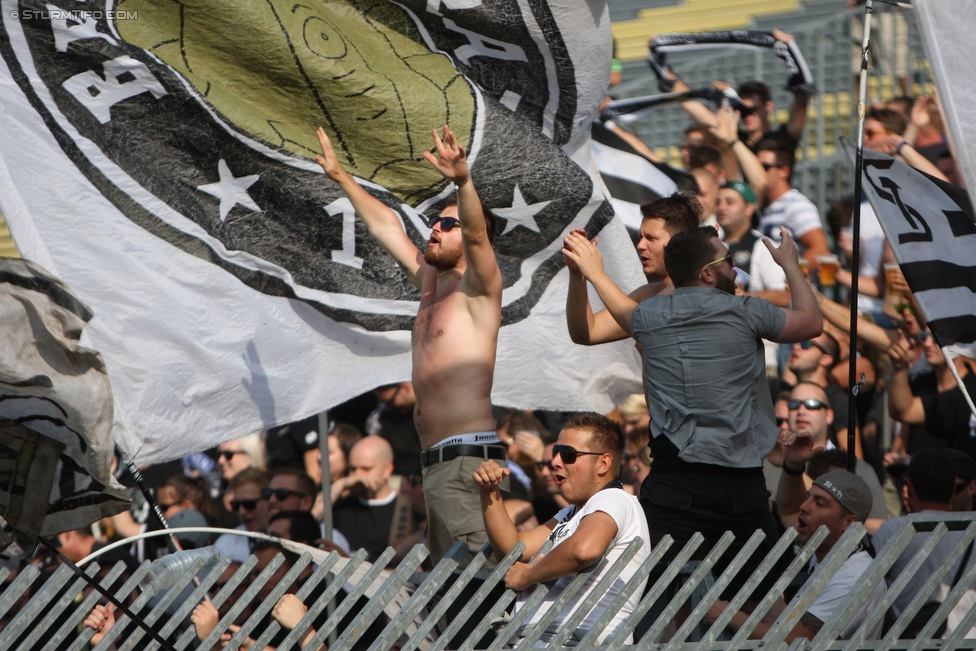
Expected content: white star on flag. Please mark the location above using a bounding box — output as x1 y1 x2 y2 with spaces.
198 159 261 222
493 184 550 235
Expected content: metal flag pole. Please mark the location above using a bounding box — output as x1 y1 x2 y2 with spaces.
115 445 211 600
847 0 875 473
115 445 181 555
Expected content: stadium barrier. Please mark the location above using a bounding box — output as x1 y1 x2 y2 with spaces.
3 512 976 650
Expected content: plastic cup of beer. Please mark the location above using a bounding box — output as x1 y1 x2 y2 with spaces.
798 258 809 278
885 263 903 298
818 255 839 287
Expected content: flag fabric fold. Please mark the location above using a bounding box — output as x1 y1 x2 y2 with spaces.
0 258 129 536
591 121 698 233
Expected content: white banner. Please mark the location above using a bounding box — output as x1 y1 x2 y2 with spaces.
0 0 642 464
914 0 976 205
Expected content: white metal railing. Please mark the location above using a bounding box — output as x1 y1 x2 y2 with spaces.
4 512 976 649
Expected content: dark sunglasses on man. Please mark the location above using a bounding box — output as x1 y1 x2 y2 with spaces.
230 498 261 511
429 215 461 231
788 398 829 411
219 450 248 461
261 487 307 501
798 340 829 354
551 444 605 465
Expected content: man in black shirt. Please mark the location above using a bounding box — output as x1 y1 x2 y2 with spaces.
367 382 423 476
736 79 806 156
332 436 410 563
889 334 976 460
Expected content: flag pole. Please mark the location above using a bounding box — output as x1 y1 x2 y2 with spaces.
115 445 211 600
847 0 875 473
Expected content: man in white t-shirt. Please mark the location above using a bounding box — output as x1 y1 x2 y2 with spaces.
755 140 830 267
473 412 650 645
706 467 884 640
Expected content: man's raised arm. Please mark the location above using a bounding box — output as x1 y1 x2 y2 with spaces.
764 227 823 343
563 231 643 341
425 125 502 298
315 127 426 289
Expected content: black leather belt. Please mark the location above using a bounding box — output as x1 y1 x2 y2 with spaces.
420 443 507 467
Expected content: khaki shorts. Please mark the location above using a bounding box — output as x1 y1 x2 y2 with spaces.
423 454 508 567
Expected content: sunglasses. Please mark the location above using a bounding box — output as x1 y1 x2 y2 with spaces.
261 487 307 501
230 498 262 511
799 340 829 355
917 331 931 343
776 417 788 427
430 216 461 231
788 398 829 411
761 162 783 171
220 450 248 461
552 444 605 465
536 461 553 471
895 303 914 316
864 128 890 139
699 252 734 279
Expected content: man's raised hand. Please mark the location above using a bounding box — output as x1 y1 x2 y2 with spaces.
315 127 347 182
473 460 510 491
711 106 740 147
780 429 825 469
562 230 604 280
888 329 916 371
424 125 469 185
763 226 800 270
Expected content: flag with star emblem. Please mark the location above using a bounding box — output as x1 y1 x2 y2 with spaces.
0 0 643 462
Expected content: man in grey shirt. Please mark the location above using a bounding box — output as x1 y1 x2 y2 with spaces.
601 225 821 602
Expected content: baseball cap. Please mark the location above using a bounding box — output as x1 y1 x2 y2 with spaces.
725 180 757 205
167 509 210 548
813 470 873 522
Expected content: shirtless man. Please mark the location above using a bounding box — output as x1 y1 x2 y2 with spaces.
564 192 701 345
315 125 504 564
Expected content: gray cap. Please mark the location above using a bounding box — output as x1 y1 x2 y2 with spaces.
813 470 873 523
167 509 210 548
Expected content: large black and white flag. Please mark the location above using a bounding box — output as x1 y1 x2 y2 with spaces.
859 148 976 345
0 0 644 463
591 121 697 232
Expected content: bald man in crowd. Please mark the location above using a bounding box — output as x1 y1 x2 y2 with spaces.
331 436 412 563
